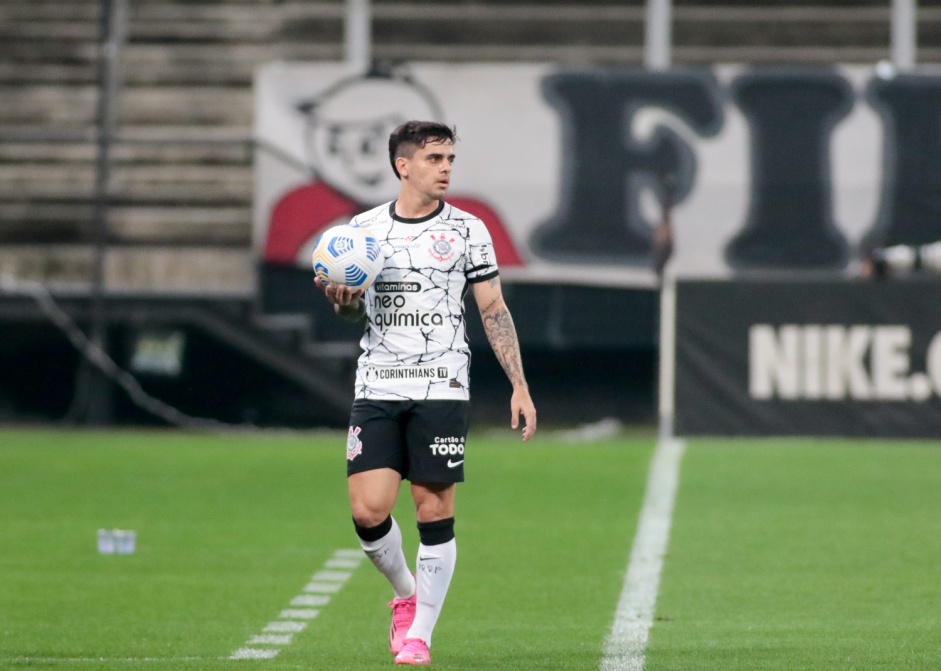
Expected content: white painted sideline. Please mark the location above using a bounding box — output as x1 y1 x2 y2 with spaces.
598 438 687 671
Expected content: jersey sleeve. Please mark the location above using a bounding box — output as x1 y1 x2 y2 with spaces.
464 217 499 283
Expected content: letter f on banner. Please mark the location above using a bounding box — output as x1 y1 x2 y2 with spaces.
531 70 723 265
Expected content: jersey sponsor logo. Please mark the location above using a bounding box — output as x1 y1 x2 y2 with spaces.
370 294 445 330
447 459 464 468
371 309 445 330
374 281 421 293
346 426 363 461
365 366 448 382
429 234 456 262
429 436 465 457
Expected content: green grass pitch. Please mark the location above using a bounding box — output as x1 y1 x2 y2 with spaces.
1 429 939 670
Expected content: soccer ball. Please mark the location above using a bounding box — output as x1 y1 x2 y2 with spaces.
311 224 383 289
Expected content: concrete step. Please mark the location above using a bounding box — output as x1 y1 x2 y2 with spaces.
371 42 646 63
105 206 250 245
0 163 252 203
126 19 279 43
675 19 889 50
118 42 340 85
0 124 250 144
116 85 249 126
0 244 255 294
674 44 896 64
0 4 97 24
0 141 252 165
0 85 252 126
0 63 97 85
0 142 96 163
0 41 98 65
0 203 250 245
369 15 644 48
130 2 340 43
0 86 96 125
0 21 98 41
131 1 342 23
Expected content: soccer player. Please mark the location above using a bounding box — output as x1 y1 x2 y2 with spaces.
314 120 537 666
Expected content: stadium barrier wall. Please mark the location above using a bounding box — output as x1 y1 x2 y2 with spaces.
670 277 941 438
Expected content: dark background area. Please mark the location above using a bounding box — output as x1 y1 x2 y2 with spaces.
0 286 658 430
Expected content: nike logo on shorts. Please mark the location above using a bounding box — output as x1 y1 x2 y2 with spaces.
447 459 464 468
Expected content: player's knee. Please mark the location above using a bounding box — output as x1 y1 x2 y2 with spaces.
353 514 393 542
350 501 392 529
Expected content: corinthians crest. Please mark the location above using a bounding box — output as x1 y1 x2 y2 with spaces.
347 426 363 461
429 233 456 262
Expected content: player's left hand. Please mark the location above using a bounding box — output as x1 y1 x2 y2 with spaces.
510 386 537 441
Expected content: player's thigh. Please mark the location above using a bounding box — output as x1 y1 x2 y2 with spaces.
405 400 470 483
347 399 408 478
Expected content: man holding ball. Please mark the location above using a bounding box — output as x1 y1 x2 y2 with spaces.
314 120 537 666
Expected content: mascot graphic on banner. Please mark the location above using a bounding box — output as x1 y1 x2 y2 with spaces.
261 67 523 272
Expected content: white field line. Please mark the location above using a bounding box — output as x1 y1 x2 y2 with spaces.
312 570 353 581
248 634 293 645
279 608 321 619
291 594 331 607
599 439 687 671
228 548 364 661
302 581 344 593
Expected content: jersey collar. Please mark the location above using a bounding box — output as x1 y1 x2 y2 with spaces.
389 200 445 224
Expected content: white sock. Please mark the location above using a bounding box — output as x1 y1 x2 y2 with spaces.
358 517 415 599
406 538 457 647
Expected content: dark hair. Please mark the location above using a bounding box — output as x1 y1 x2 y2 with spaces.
388 121 457 179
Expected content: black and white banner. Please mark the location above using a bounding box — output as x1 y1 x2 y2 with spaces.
673 278 941 437
254 63 941 288
253 62 941 354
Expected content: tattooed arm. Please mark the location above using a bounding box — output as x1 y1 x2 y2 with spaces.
472 275 537 441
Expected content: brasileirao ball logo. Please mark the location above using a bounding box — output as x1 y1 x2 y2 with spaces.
311 224 383 289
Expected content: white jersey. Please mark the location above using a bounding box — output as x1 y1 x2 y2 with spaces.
348 200 498 400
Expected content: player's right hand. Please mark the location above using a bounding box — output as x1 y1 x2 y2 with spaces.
315 278 364 307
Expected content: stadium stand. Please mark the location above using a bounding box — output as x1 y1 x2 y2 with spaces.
3 1 940 290
1 1 940 427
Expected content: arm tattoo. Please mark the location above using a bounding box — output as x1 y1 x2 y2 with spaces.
481 302 527 387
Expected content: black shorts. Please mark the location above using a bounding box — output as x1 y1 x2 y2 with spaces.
346 399 470 483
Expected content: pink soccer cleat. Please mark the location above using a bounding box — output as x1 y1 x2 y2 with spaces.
388 593 417 655
394 638 431 666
